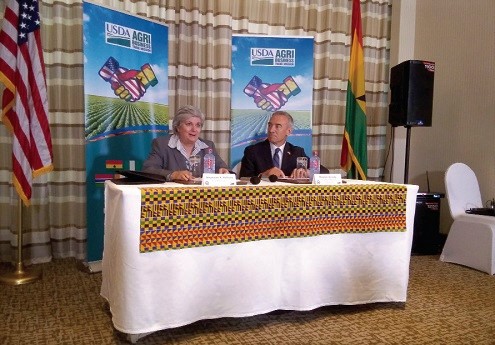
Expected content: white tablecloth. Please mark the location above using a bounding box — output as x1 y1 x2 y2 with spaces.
101 180 418 335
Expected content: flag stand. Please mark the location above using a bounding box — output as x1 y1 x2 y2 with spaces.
0 199 42 285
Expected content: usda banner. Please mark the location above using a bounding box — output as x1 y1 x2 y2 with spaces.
83 1 169 262
230 35 314 169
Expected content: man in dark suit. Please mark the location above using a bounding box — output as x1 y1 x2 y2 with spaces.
239 111 328 178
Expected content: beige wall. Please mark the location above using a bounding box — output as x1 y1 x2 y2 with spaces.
390 0 495 233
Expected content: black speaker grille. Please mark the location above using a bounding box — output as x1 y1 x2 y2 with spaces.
388 60 435 127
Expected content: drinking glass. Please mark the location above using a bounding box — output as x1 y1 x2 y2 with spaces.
296 157 308 169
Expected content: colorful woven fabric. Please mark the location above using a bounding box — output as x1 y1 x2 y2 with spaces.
140 184 407 253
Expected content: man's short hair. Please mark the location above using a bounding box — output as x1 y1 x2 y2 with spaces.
271 110 294 129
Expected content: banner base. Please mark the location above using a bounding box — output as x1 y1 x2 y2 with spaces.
77 260 102 273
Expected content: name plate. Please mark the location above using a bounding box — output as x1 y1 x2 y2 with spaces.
202 173 237 186
313 174 343 185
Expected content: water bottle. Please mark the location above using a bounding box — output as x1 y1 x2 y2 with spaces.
203 148 216 174
309 151 320 180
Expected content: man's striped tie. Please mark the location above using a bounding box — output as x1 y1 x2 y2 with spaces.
273 148 281 168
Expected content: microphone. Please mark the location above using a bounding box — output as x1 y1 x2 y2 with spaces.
250 174 262 185
250 174 278 184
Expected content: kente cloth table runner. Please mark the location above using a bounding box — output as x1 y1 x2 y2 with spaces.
139 184 407 253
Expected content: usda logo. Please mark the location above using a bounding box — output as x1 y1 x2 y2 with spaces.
250 48 296 67
105 22 152 54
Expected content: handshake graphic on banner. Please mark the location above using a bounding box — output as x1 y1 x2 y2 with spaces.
243 75 301 111
98 57 158 102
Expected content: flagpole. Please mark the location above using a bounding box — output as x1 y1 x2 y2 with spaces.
0 198 42 285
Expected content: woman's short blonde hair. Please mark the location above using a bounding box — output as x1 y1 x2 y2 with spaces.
172 105 205 134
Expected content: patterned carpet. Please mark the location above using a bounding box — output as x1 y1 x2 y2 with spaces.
1 255 494 345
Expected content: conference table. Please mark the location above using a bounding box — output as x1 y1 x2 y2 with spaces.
100 179 418 342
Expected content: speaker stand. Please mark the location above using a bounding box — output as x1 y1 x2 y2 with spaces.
404 126 411 184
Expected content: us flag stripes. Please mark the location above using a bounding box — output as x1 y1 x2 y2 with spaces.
0 0 53 205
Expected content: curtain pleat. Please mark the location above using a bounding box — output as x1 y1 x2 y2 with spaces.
0 0 391 264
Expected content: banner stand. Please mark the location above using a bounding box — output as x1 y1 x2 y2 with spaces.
77 260 102 274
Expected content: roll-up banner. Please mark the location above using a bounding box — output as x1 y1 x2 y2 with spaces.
230 35 314 169
83 1 169 263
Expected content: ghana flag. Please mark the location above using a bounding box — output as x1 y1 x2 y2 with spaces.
340 0 367 180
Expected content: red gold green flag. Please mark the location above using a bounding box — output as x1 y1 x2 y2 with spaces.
340 0 367 180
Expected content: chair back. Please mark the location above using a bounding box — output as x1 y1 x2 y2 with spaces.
444 163 483 219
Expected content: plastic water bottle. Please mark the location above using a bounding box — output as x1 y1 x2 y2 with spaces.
203 148 215 174
309 151 320 180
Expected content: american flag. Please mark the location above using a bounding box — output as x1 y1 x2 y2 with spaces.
243 75 263 96
99 56 145 102
0 0 53 206
260 83 287 110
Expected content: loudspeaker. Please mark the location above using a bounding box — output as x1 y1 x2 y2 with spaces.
388 60 435 127
412 193 444 255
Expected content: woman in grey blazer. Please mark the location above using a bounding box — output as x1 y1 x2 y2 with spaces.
142 105 229 181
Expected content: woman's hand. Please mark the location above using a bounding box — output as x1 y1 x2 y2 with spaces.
170 170 193 181
218 168 231 174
